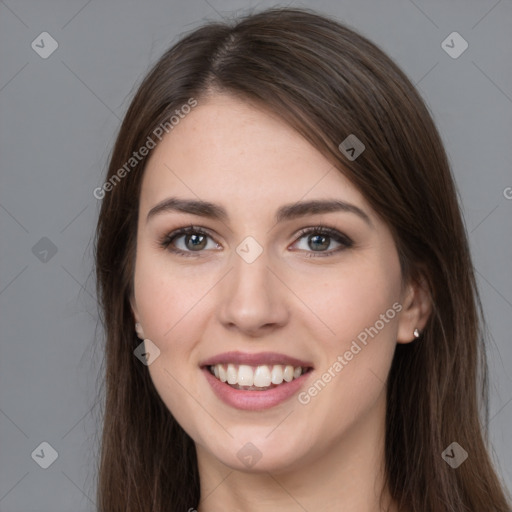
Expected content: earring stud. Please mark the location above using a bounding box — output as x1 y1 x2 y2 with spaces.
413 328 421 339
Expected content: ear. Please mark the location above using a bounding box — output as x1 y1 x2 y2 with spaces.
130 295 145 340
396 274 432 344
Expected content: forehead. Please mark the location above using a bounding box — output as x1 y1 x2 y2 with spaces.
140 94 371 218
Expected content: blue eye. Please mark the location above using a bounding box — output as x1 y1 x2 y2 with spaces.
291 226 353 257
159 226 220 257
159 225 353 258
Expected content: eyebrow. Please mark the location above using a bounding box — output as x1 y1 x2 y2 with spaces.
146 197 372 227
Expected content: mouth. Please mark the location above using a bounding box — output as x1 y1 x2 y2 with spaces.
200 351 314 410
207 363 313 391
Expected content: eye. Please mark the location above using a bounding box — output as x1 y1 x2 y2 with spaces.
290 226 353 257
159 226 221 257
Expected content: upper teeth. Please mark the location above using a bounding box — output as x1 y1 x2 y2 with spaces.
210 364 304 387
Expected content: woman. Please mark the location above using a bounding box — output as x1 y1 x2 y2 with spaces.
94 7 511 511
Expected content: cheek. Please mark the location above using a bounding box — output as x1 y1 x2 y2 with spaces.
297 251 403 352
133 255 211 434
132 251 215 402
133 249 210 340
302 253 402 409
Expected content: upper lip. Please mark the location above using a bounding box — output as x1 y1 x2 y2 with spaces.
200 351 313 368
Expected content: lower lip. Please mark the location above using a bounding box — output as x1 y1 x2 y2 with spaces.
202 367 312 410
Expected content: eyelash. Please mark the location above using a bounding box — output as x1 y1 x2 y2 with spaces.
158 225 353 258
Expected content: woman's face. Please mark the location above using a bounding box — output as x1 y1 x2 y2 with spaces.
131 93 420 474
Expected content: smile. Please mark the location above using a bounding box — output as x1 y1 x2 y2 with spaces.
200 351 314 410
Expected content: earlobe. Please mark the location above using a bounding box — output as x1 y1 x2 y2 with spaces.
396 275 432 344
130 296 145 340
135 322 145 339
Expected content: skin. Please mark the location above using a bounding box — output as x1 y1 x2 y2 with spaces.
131 93 431 512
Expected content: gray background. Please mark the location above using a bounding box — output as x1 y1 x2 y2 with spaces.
0 0 511 510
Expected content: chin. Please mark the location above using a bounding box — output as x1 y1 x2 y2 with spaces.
204 432 312 475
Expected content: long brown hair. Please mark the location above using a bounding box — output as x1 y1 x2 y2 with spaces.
94 7 511 511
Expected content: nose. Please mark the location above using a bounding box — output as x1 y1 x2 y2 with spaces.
216 248 290 337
